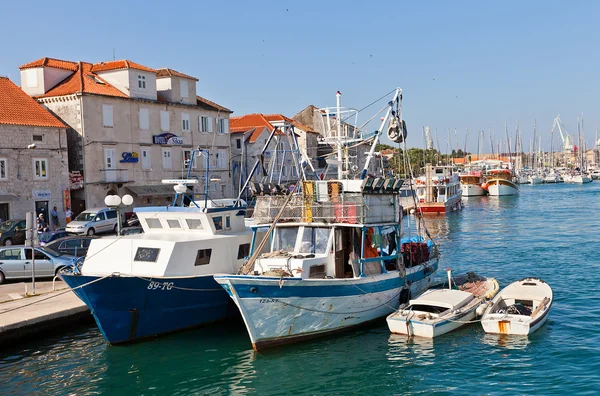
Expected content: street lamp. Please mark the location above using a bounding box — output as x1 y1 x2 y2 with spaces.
104 194 133 236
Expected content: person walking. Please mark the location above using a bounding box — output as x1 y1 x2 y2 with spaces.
65 207 72 224
50 206 59 231
37 213 48 232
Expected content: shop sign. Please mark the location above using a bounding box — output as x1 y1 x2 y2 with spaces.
63 190 71 210
153 133 184 145
120 152 139 163
69 171 84 189
33 190 51 199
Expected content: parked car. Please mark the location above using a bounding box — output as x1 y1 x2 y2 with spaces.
43 236 98 257
120 226 144 236
0 246 77 284
0 220 27 246
38 230 71 246
66 208 119 236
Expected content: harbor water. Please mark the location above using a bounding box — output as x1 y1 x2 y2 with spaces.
1 183 599 395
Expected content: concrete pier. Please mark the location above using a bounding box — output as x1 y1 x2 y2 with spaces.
0 284 90 346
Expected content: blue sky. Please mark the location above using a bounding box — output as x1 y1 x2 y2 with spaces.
1 1 598 152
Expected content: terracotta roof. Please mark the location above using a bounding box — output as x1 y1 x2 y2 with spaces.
156 68 198 81
91 60 155 73
230 114 279 142
19 57 79 72
0 77 66 128
38 62 128 98
196 95 232 113
263 114 318 133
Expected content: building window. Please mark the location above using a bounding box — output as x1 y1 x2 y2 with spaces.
237 243 250 260
236 139 241 149
0 159 6 180
33 158 48 179
102 105 113 127
138 75 146 89
217 150 228 169
180 80 189 99
162 149 172 169
199 116 212 133
194 249 211 266
183 150 197 169
141 149 151 170
134 247 160 262
160 110 170 132
217 119 229 134
104 148 116 171
32 134 44 142
181 113 190 132
139 108 149 130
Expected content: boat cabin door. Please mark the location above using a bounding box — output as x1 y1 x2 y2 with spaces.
334 228 352 278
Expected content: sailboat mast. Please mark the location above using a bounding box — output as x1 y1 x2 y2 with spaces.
336 91 343 179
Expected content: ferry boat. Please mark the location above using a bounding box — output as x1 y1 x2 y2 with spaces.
214 89 439 351
483 169 519 196
415 165 462 213
459 170 486 197
59 150 257 344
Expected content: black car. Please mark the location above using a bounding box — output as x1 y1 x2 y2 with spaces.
0 219 26 246
43 235 98 257
38 230 71 246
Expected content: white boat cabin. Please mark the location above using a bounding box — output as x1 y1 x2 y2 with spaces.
415 165 461 204
80 200 253 278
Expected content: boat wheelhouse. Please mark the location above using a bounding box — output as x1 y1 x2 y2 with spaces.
483 169 519 196
415 165 462 213
459 170 486 197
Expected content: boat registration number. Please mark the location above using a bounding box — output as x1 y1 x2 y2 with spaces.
147 281 174 291
259 298 280 304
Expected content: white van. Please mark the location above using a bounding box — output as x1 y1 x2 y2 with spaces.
65 208 119 236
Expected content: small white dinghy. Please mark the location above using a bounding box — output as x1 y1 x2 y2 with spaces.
387 271 499 338
481 278 553 335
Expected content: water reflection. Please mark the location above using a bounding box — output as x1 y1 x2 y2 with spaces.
480 333 530 350
387 334 436 364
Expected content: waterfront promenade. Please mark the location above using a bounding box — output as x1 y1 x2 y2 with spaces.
0 280 89 346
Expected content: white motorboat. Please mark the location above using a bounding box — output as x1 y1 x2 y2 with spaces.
590 169 600 180
481 278 553 336
528 174 543 185
459 171 487 197
387 271 499 338
543 173 559 183
483 169 519 196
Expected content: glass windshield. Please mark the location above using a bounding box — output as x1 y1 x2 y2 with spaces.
299 227 331 255
75 212 96 222
38 232 56 243
272 227 299 252
0 221 15 231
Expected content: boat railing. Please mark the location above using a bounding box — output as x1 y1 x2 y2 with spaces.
252 193 398 225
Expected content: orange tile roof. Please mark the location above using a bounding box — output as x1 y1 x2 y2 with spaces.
262 114 318 133
196 95 232 113
0 77 66 128
91 60 155 73
231 114 281 142
38 62 127 98
19 57 79 72
156 68 198 81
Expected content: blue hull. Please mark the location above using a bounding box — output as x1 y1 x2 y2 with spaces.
60 273 238 344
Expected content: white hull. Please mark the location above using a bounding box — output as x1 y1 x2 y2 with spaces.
216 264 436 350
461 184 486 197
487 182 519 196
528 176 543 185
387 305 477 338
481 311 549 335
573 175 592 184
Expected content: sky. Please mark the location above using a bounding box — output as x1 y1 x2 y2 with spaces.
1 1 599 153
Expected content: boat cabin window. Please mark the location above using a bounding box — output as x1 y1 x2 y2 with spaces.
309 264 326 279
273 227 299 252
299 227 331 254
213 216 223 231
134 247 160 262
186 219 204 230
237 243 250 259
167 219 181 229
225 216 231 230
438 186 446 195
146 218 162 229
195 249 212 265
410 304 448 314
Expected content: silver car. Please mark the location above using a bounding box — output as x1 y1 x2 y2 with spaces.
0 246 76 284
65 207 119 236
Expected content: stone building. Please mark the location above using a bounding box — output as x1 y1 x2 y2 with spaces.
0 76 69 225
229 114 318 196
18 57 232 213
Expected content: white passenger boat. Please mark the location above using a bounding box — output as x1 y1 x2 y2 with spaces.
215 89 439 351
387 271 498 338
415 165 462 213
483 169 519 196
481 278 553 335
459 171 487 197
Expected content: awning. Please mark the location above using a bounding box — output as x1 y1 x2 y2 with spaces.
0 195 16 201
126 185 176 197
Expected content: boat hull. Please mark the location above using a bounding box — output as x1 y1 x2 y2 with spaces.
387 306 477 338
215 262 437 350
480 310 549 335
60 273 237 344
419 194 462 213
487 180 519 196
461 184 486 197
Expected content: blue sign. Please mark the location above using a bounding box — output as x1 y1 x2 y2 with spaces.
120 152 139 163
153 133 184 145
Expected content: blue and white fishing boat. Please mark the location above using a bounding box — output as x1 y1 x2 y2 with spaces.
215 89 439 351
60 148 256 344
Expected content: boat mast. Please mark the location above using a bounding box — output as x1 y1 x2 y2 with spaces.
336 91 343 179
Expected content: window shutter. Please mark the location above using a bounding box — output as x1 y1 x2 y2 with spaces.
139 108 149 130
161 111 170 131
207 117 213 132
102 105 113 127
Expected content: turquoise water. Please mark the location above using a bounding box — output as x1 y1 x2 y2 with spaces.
2 183 600 395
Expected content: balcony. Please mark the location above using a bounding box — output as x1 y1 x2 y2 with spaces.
99 169 130 183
